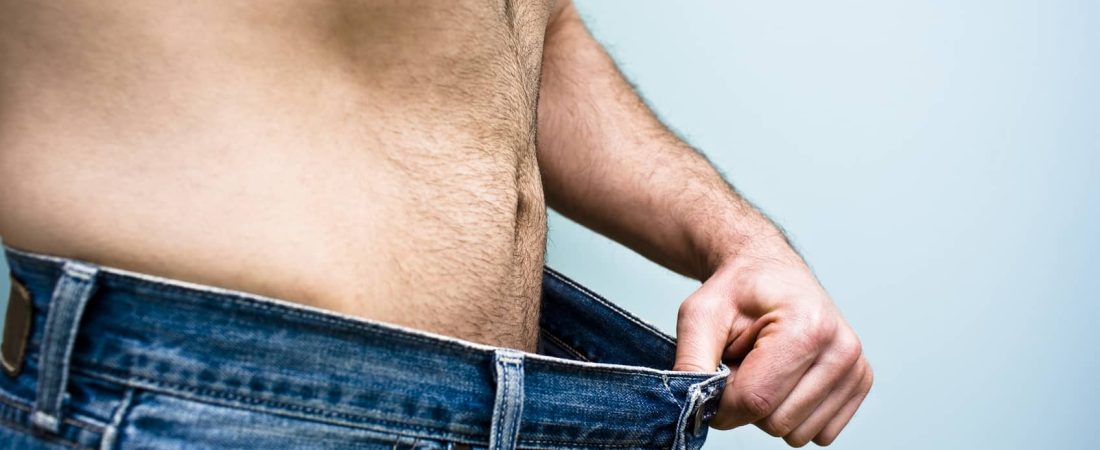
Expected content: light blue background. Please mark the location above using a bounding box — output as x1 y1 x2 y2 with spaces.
3 1 1098 449
547 1 1099 449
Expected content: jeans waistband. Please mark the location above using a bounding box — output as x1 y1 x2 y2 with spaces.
3 245 728 449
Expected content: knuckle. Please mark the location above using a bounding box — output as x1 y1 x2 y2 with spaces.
789 326 828 356
813 315 840 343
741 390 775 418
862 364 875 392
676 302 694 322
758 423 783 438
835 334 863 365
814 432 838 446
791 314 837 353
784 433 812 448
677 296 713 321
762 414 797 437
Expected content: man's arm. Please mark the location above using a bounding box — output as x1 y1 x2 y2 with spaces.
537 2 872 446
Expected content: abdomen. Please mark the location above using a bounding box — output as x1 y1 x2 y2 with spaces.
0 0 552 350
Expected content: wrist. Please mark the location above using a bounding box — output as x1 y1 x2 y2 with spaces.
696 226 803 281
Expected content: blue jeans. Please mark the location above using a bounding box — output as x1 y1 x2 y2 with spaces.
0 245 728 449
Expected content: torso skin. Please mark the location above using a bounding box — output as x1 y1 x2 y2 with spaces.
0 0 555 350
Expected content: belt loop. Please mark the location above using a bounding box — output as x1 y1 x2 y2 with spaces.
672 364 730 450
31 261 99 434
488 348 524 450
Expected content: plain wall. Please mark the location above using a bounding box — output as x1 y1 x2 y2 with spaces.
549 1 1099 449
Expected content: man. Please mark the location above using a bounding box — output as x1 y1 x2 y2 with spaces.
0 1 871 448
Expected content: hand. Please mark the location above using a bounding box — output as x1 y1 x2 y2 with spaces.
673 242 873 447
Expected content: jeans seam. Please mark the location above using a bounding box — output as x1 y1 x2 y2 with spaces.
660 374 686 409
0 388 107 432
537 329 590 362
75 368 490 443
71 368 663 449
0 416 95 450
97 387 135 450
0 395 100 450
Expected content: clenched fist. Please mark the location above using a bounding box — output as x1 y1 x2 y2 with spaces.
674 241 873 447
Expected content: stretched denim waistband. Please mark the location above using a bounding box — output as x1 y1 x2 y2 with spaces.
3 245 728 449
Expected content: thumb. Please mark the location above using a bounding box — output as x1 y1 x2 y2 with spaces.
673 282 735 372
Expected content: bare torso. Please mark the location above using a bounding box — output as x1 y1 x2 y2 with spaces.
0 0 554 350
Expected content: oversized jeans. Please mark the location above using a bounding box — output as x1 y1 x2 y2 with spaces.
0 245 728 449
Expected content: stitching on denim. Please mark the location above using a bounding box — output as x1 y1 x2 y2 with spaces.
98 387 135 450
7 249 709 447
496 367 506 450
85 310 698 381
0 391 34 413
0 416 95 450
696 370 729 395
78 350 709 430
0 383 107 432
671 386 700 450
64 263 96 280
35 263 99 434
0 396 102 450
543 268 676 346
78 367 488 442
36 272 77 425
492 361 507 450
489 351 523 450
516 437 652 449
673 375 729 450
524 356 698 379
537 329 590 362
75 367 664 449
660 373 685 409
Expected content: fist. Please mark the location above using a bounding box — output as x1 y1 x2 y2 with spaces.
674 248 873 447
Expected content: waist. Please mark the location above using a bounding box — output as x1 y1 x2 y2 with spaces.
0 131 548 348
1 245 727 449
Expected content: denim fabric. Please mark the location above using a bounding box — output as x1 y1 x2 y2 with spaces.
0 245 728 449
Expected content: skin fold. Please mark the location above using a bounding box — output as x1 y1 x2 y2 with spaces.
0 0 871 446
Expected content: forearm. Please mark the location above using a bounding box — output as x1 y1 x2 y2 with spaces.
537 7 872 441
537 2 792 280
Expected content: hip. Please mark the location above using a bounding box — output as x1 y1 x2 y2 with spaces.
0 245 727 449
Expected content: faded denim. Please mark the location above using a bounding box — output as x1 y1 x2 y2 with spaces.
0 245 727 449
